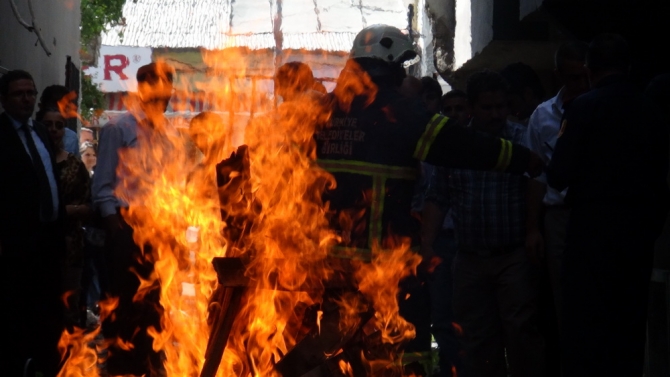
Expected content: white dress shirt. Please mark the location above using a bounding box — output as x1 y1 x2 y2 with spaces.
9 115 60 221
525 89 569 206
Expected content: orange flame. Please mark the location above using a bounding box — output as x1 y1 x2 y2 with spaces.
57 297 118 377
57 91 89 126
338 359 354 377
58 52 421 377
355 245 421 346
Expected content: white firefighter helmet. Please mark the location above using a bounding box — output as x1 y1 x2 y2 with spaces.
350 24 418 64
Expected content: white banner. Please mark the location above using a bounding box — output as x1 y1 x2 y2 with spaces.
84 45 153 92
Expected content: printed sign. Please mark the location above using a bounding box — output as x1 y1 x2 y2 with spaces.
84 45 153 92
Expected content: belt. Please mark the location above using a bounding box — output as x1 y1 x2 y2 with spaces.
459 244 522 257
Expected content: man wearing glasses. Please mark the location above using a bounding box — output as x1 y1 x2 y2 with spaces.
0 69 66 376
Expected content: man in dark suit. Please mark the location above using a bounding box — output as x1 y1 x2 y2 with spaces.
0 70 66 377
547 35 670 377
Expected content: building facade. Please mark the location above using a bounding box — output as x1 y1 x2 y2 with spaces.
0 0 81 101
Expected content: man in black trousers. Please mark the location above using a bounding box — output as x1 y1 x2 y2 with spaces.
0 70 66 377
547 34 670 377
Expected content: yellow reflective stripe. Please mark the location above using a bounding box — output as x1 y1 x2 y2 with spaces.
499 140 512 171
398 351 437 372
413 114 444 160
413 114 449 161
493 139 508 170
329 246 372 261
317 159 417 180
368 175 385 249
494 139 513 171
329 245 420 260
401 351 435 363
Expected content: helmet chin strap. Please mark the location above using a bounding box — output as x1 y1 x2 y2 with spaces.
354 58 407 88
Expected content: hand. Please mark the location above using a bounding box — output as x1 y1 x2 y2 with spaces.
104 213 122 238
526 151 545 178
525 230 544 265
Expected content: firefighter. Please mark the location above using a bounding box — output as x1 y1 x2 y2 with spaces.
315 24 543 375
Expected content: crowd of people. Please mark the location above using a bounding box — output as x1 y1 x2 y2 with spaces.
413 35 669 377
0 73 101 375
0 23 667 377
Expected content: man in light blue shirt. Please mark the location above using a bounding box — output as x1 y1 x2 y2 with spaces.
91 62 174 376
525 41 589 326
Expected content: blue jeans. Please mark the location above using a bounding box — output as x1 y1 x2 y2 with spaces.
428 229 462 377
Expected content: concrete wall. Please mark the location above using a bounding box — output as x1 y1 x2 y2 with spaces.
0 0 81 96
416 0 434 77
470 0 494 59
520 0 544 19
450 0 545 70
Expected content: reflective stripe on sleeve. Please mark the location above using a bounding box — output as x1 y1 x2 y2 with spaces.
413 114 449 161
369 175 385 249
493 139 513 171
316 159 417 180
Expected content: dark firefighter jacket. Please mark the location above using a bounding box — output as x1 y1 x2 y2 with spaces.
315 86 532 256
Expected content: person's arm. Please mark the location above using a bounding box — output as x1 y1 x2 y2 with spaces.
415 114 543 176
524 109 548 263
420 168 448 273
421 201 446 259
66 159 93 220
547 106 586 191
526 179 546 264
91 123 123 234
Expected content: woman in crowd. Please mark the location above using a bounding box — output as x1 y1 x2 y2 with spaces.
37 107 91 325
80 141 97 176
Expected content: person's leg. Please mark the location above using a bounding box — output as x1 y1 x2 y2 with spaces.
31 261 66 377
80 230 104 325
452 251 506 377
399 273 433 353
560 218 604 377
0 258 35 376
543 207 570 325
31 223 67 376
102 219 163 376
541 207 570 376
62 262 83 327
561 203 661 377
595 209 655 376
429 230 461 376
494 248 545 377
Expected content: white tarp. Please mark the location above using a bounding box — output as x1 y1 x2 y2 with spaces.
101 0 409 51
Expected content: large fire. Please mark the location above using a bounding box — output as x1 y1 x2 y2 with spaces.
57 52 422 377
